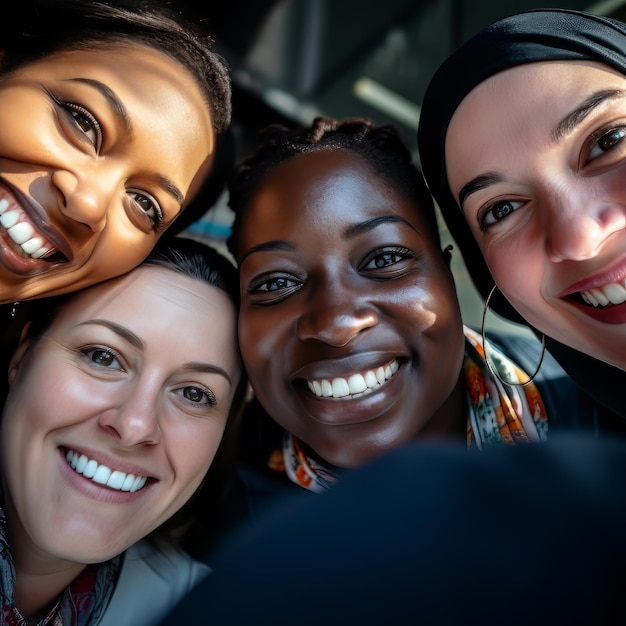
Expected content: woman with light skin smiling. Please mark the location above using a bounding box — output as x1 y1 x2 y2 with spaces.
0 236 245 625
0 0 231 306
418 9 626 421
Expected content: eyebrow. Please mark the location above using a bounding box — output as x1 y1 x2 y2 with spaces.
181 363 233 385
239 215 419 264
79 320 144 348
551 89 625 143
343 215 418 238
458 173 504 209
457 90 626 208
79 320 233 383
68 77 185 207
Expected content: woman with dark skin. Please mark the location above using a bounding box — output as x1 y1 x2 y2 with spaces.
0 236 245 625
222 117 591 506
417 9 625 421
0 0 231 305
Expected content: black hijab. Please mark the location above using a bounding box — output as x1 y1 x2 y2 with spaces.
417 9 626 420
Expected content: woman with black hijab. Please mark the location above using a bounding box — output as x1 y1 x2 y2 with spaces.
417 9 626 423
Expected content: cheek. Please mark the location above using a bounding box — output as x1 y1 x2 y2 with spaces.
239 310 284 369
0 90 58 162
168 423 224 498
483 240 543 305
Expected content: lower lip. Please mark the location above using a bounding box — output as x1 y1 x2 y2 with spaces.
0 229 57 276
296 365 405 426
58 449 151 505
569 299 626 324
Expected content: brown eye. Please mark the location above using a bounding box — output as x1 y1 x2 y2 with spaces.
64 102 103 152
127 189 163 230
587 126 626 161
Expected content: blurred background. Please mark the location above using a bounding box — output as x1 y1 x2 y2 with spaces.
179 0 626 334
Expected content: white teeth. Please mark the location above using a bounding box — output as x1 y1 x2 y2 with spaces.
65 449 148 492
348 373 367 395
0 209 19 229
331 378 350 398
8 221 34 244
307 359 399 399
0 205 57 260
580 282 626 307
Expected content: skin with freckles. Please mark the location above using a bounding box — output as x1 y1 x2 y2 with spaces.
0 44 215 304
236 150 466 468
1 265 241 618
446 60 626 370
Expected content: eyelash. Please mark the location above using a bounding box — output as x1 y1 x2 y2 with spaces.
51 93 164 232
80 345 124 370
360 246 414 271
177 386 217 407
586 124 626 163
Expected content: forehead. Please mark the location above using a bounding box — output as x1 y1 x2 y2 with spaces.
445 60 626 186
448 60 625 138
51 266 236 348
243 150 424 234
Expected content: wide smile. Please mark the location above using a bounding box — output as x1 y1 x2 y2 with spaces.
0 198 65 262
578 279 626 308
305 358 400 399
65 448 149 493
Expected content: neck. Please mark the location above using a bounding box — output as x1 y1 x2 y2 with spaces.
420 372 468 441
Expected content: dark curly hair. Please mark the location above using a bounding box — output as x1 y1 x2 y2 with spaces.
2 0 231 134
227 116 438 259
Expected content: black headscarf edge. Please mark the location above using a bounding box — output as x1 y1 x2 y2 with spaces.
417 9 626 419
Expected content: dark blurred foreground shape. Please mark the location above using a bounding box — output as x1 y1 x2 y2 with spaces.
159 433 626 626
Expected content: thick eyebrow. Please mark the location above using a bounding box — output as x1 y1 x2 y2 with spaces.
239 240 296 265
458 173 504 209
79 320 232 383
68 77 185 207
457 90 626 209
181 363 233 385
343 215 418 238
79 320 144 348
69 77 132 132
551 89 625 143
240 215 418 264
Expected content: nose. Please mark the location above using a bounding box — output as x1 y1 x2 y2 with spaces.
544 190 626 263
98 389 162 447
51 169 110 233
296 288 378 347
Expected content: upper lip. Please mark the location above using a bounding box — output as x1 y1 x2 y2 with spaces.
290 351 405 383
560 255 626 297
0 177 73 261
63 445 157 480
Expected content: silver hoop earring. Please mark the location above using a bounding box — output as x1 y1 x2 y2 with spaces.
10 302 19 318
481 285 545 386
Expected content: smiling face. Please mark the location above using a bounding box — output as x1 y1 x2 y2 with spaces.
236 150 466 468
1 265 241 567
0 43 215 303
446 60 626 370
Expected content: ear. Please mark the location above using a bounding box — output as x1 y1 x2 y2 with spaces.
8 321 33 386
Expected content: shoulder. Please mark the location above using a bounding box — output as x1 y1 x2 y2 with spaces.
98 541 210 626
